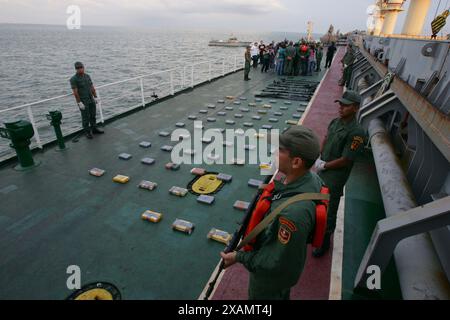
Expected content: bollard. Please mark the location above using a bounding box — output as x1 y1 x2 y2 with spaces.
47 110 66 151
0 120 40 171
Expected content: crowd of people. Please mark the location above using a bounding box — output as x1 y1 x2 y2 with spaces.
244 39 338 81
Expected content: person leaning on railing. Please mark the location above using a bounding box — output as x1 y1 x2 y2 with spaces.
70 62 104 140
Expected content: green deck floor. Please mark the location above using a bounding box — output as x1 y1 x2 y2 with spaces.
341 150 403 300
0 68 326 299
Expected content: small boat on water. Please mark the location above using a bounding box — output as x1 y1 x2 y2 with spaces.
208 36 251 47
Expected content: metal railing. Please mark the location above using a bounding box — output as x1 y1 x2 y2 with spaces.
0 55 244 159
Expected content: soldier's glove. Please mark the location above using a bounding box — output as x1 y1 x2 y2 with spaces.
78 102 86 111
94 98 98 105
314 159 327 172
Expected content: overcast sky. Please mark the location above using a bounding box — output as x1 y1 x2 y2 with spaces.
0 0 448 35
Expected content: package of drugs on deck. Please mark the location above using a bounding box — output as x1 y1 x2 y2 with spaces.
138 180 157 191
172 219 195 235
161 145 174 152
141 158 155 165
286 120 298 125
207 228 232 245
233 200 250 211
165 162 181 171
139 141 152 148
197 195 215 205
89 168 105 177
141 210 163 223
119 153 132 160
217 173 232 183
191 168 206 176
259 163 272 170
169 186 188 197
113 175 130 184
248 179 263 188
159 131 171 137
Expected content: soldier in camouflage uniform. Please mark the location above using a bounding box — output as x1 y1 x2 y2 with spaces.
221 126 324 300
70 62 104 139
313 90 366 257
339 45 356 88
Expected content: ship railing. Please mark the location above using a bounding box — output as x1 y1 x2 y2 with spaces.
376 34 450 41
0 55 245 161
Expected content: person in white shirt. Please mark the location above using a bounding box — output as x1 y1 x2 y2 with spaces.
251 42 259 68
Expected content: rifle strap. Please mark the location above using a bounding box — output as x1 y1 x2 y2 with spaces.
236 193 330 251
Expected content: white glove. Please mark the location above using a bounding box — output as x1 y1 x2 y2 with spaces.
78 102 86 111
314 158 327 172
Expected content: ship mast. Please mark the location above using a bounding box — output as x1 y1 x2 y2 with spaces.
306 21 314 42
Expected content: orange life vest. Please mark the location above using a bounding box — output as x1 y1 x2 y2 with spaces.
243 183 329 251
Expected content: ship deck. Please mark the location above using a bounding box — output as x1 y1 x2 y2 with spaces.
0 48 401 300
210 47 402 300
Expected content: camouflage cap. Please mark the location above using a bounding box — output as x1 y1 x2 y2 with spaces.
279 125 320 162
335 90 361 106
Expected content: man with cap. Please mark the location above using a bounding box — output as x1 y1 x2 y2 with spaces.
312 90 366 257
221 126 325 300
244 46 252 81
70 62 104 139
339 45 356 88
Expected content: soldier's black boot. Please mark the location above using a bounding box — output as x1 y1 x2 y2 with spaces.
85 131 93 139
312 233 332 258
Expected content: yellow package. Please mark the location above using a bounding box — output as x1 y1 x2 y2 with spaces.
259 163 272 170
208 228 232 245
113 175 130 184
286 120 298 125
141 210 163 223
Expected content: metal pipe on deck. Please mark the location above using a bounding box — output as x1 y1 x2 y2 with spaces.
402 0 432 36
368 118 450 299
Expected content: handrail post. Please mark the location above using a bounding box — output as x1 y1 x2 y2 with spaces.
191 65 194 88
183 67 186 88
234 55 237 71
170 71 175 96
27 106 42 149
209 62 212 82
96 90 105 124
139 78 146 108
222 60 225 77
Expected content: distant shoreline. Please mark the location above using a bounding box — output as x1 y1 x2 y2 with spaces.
0 22 324 38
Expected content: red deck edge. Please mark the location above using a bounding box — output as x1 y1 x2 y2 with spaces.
212 48 345 300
